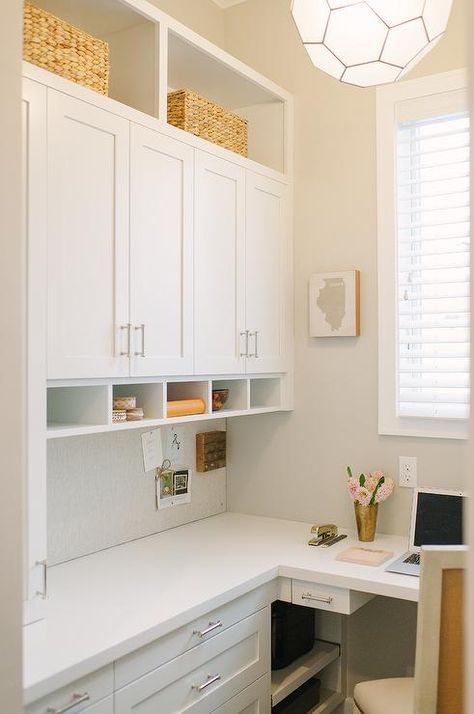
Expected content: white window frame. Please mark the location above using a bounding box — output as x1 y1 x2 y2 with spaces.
377 69 469 440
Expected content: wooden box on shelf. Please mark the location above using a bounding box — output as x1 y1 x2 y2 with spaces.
167 88 248 157
23 2 109 95
196 430 226 472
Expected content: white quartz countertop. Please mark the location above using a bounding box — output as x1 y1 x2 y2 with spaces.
24 512 418 704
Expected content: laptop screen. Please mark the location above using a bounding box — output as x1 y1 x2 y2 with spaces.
413 492 464 547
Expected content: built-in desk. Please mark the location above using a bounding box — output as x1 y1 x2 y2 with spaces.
24 513 418 712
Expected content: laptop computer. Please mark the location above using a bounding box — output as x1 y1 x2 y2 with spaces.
385 488 465 576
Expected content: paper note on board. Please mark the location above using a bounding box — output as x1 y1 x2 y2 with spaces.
141 429 163 472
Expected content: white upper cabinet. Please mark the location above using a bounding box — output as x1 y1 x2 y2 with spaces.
195 160 289 376
245 174 288 374
47 90 130 379
23 78 47 625
129 126 194 376
194 152 246 375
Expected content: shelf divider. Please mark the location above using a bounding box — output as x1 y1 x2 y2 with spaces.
271 641 340 708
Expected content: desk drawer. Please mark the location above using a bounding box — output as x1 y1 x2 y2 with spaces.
212 674 270 713
115 583 273 688
292 580 374 615
26 666 113 714
114 607 270 714
82 695 114 714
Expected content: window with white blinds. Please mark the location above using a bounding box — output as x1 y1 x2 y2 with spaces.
377 69 469 439
396 111 470 420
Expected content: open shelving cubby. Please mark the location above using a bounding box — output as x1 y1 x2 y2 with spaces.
35 0 160 117
271 640 343 714
112 382 165 423
166 380 210 416
167 29 287 173
250 377 282 411
47 384 111 433
25 0 292 175
46 375 288 439
212 378 249 414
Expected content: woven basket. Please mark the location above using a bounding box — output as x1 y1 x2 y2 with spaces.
168 89 248 157
23 2 109 95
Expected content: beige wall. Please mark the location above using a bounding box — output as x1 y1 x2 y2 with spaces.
0 0 23 712
225 0 468 538
147 0 225 46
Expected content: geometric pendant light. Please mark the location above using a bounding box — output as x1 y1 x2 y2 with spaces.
291 0 454 87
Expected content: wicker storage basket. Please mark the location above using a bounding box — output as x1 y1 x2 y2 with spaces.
168 89 248 157
23 2 109 95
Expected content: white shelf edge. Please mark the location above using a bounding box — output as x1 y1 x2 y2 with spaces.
271 641 340 707
46 405 285 439
47 373 285 388
309 689 345 714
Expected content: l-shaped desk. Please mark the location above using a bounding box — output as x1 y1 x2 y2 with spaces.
24 512 419 712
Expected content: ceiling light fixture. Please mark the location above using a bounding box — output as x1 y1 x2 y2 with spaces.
291 0 453 87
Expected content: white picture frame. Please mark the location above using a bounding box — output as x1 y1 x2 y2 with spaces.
309 270 360 337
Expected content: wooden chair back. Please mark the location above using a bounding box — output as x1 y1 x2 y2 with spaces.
414 546 466 714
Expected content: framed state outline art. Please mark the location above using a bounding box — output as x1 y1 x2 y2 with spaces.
309 270 360 337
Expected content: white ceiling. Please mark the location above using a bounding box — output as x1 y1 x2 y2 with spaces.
211 0 250 8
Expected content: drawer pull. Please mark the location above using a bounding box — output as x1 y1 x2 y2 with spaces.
193 620 222 638
193 674 221 693
46 692 90 713
301 592 334 605
35 559 47 599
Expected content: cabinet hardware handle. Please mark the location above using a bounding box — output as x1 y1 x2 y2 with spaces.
240 330 249 357
248 331 259 358
193 674 221 693
46 692 90 713
193 620 222 638
35 559 47 599
301 592 333 604
134 324 146 357
120 323 132 357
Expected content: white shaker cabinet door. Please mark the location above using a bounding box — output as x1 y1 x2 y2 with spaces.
130 125 193 376
212 675 270 713
22 78 47 625
47 90 130 379
194 152 246 375
245 173 288 374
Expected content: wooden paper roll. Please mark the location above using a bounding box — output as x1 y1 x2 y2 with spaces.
167 399 206 418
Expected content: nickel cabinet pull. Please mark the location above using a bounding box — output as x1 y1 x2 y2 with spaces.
248 330 259 358
134 324 146 357
240 330 249 357
35 559 47 599
120 323 132 357
301 592 333 605
193 620 222 638
46 692 90 713
193 674 221 693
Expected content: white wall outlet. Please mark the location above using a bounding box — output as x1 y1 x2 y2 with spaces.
399 456 417 488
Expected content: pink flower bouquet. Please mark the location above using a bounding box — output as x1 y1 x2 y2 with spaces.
346 466 394 506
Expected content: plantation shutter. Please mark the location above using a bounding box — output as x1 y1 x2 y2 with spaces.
397 111 470 419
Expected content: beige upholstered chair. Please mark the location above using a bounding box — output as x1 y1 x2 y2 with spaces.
353 546 466 714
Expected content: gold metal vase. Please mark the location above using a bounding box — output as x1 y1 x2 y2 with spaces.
354 503 378 542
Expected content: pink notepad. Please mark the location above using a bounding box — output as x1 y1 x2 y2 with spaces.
336 546 394 566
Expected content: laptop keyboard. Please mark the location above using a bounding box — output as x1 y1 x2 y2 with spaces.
403 553 421 565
